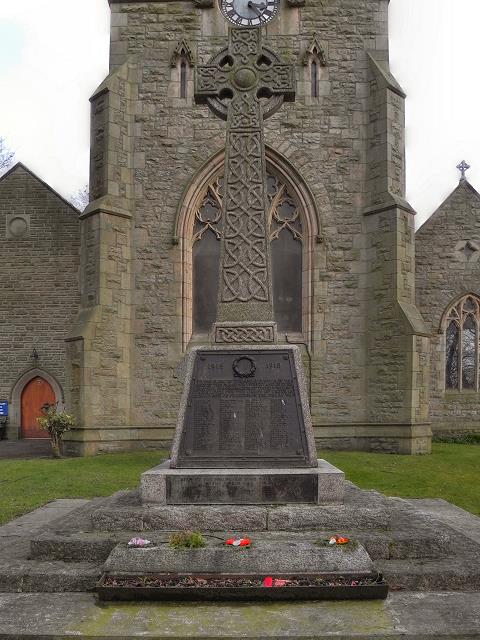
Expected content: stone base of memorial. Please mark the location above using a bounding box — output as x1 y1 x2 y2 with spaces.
141 345 344 505
141 459 344 505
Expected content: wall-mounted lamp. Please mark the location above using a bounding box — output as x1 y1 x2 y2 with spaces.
31 348 39 361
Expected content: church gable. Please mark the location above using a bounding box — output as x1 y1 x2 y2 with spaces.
417 180 480 240
0 162 81 441
416 177 480 332
0 162 80 232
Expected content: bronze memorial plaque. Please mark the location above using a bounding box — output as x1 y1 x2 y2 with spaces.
176 349 311 468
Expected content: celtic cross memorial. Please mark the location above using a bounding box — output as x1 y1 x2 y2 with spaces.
195 26 295 344
168 6 319 478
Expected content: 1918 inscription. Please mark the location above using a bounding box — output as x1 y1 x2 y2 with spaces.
176 349 311 468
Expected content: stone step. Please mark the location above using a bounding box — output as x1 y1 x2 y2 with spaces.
30 531 120 563
378 559 480 592
102 539 375 575
360 530 454 561
91 503 391 532
0 559 101 593
30 527 453 564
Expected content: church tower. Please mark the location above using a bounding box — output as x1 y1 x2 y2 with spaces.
63 0 431 455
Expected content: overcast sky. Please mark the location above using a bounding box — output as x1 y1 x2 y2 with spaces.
0 0 477 227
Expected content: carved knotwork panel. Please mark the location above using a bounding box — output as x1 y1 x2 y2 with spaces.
223 131 269 303
214 322 277 344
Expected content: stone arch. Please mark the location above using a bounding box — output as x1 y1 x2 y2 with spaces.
174 146 327 351
9 368 64 439
438 291 480 333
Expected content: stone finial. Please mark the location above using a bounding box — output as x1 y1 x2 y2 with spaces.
302 34 327 66
171 39 195 68
457 160 471 182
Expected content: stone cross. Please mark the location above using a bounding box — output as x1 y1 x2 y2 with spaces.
195 28 295 344
457 160 470 182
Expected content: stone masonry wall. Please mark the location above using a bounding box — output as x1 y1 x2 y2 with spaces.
109 0 389 435
416 181 480 435
69 0 429 453
0 164 80 438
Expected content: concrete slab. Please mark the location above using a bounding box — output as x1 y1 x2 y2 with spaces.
0 591 478 638
408 499 480 545
103 538 374 575
0 499 90 538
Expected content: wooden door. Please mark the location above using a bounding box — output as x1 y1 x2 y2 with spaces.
21 377 55 439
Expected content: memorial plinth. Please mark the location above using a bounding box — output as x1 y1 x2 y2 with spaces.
141 346 345 505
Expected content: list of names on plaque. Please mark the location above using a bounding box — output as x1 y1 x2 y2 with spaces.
177 349 310 468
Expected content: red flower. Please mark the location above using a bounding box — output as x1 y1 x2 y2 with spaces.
226 537 251 547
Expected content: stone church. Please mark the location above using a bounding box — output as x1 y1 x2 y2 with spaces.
0 0 478 455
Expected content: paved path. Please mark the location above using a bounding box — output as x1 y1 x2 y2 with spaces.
0 591 478 638
0 439 51 459
0 499 90 539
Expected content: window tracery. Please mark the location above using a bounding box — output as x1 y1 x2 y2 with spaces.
192 169 303 334
445 294 480 391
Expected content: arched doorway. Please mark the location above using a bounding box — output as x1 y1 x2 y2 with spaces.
21 377 55 439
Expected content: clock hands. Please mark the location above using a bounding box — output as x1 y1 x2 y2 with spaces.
248 1 267 17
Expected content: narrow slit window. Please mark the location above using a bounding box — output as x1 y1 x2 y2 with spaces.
180 61 187 99
311 60 319 98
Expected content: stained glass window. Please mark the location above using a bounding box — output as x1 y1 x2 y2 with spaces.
445 295 480 391
192 170 303 335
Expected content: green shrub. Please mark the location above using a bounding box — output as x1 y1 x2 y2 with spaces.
433 433 480 445
37 403 76 458
169 531 206 549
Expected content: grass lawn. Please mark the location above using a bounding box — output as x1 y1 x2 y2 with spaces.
0 444 478 525
321 444 479 516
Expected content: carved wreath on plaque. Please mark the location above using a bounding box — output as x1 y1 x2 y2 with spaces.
232 356 257 378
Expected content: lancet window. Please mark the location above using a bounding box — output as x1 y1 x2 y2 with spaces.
170 39 195 101
445 295 480 391
192 170 303 336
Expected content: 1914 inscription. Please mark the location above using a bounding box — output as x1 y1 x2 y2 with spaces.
175 349 311 468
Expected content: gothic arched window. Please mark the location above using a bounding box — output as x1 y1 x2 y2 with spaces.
445 295 480 391
192 169 303 336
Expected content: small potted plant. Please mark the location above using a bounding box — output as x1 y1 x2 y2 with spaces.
37 402 76 458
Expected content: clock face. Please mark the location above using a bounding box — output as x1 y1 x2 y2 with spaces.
220 0 279 27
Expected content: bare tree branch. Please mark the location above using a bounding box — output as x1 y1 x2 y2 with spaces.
69 184 89 212
0 137 15 172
